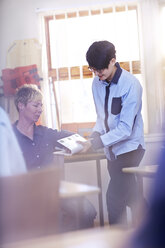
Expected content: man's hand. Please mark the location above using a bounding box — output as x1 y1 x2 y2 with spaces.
77 139 92 153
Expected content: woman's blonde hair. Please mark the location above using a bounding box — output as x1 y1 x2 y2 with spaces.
14 84 43 111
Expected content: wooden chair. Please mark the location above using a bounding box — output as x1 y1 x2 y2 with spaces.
0 166 61 244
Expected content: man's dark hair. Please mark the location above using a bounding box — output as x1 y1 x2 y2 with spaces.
86 40 116 70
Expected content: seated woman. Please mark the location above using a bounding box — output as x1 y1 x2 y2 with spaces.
12 84 97 232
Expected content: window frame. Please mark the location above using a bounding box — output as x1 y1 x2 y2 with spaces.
44 4 145 134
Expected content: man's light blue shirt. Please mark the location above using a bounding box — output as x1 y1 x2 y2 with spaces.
91 63 145 160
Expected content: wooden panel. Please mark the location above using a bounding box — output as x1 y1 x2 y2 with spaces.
132 61 141 74
6 39 42 73
119 61 140 74
44 15 53 22
6 39 42 123
49 69 57 81
115 6 125 12
128 5 137 11
55 13 65 20
77 122 95 129
83 65 93 78
79 10 89 17
70 66 80 80
50 60 141 81
58 67 69 81
61 123 78 133
91 9 101 15
61 122 95 134
67 12 77 18
120 62 130 72
103 7 113 13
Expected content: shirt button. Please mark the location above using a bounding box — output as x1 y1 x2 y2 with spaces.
36 155 40 158
32 142 35 146
38 166 41 169
46 143 49 146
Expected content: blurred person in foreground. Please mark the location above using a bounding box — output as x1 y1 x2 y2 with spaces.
0 106 26 176
79 40 146 226
12 84 96 232
125 139 165 248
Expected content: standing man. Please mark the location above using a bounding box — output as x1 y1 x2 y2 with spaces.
80 40 145 225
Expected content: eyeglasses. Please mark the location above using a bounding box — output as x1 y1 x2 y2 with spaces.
88 67 105 74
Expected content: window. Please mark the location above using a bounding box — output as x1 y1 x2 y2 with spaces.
44 4 148 134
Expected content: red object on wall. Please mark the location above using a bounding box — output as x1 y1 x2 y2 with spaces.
1 65 41 96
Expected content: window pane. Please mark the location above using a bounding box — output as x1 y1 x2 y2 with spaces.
56 79 96 123
49 9 139 68
47 7 145 128
49 19 68 68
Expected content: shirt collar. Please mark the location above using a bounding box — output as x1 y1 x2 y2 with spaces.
111 62 122 84
13 121 42 136
101 62 122 85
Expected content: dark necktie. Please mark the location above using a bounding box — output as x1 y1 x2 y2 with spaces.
104 84 115 160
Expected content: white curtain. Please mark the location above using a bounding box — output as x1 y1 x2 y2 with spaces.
138 0 164 133
38 13 59 129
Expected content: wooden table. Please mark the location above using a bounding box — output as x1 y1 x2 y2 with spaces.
2 226 133 248
59 180 100 198
122 165 158 197
64 152 106 226
122 165 158 177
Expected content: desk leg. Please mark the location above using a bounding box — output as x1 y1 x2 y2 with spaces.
136 175 144 200
96 159 104 226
